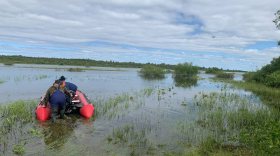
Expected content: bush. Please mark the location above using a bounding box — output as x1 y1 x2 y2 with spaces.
139 65 165 79
215 72 234 79
242 72 256 82
205 67 221 74
174 63 198 77
173 63 198 88
265 71 280 88
246 57 280 88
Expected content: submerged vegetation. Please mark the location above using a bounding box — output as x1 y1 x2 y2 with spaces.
0 100 37 155
173 63 198 87
3 63 14 66
215 72 234 79
229 81 280 110
176 91 280 155
67 68 84 72
139 65 165 79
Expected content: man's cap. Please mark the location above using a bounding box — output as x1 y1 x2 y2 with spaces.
59 76 66 81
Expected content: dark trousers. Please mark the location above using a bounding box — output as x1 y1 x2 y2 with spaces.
51 103 66 122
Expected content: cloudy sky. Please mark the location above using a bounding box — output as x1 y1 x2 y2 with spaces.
0 0 279 70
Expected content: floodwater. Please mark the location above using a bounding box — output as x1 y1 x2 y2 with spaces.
0 64 266 155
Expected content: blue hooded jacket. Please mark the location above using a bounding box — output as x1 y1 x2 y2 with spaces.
65 82 78 92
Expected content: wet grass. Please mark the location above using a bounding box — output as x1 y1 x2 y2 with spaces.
94 88 154 119
139 65 166 80
3 63 14 66
176 90 280 155
107 124 156 155
12 144 25 155
0 100 38 155
11 74 49 82
213 79 280 110
34 74 48 80
215 72 234 79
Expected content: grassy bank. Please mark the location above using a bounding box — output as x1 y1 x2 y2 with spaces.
230 81 280 109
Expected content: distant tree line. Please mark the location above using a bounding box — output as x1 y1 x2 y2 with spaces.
0 55 244 72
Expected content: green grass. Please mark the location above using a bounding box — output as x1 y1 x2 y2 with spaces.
107 124 156 155
0 100 37 154
228 81 280 109
174 63 198 77
12 144 25 155
0 79 4 84
173 63 199 88
176 89 280 155
139 65 166 79
3 63 14 66
94 88 153 119
215 72 234 79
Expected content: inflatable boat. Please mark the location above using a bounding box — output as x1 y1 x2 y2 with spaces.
36 90 94 121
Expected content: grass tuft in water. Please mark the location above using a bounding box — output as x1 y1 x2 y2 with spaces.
177 90 280 155
4 63 14 66
139 65 166 80
12 144 25 155
67 68 84 72
107 124 156 155
215 72 234 79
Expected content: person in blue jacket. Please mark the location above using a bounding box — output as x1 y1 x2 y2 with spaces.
59 76 78 113
59 76 78 93
43 79 71 122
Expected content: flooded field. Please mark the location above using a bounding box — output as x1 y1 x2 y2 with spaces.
0 64 273 155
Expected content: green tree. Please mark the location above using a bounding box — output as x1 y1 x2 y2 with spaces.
273 10 280 45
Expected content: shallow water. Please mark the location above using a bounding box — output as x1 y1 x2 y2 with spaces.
0 64 265 156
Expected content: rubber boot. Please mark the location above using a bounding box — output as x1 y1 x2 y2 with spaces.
51 106 58 123
60 104 66 119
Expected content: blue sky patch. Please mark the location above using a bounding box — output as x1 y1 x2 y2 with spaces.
245 41 277 50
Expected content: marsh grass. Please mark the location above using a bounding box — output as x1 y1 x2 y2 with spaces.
177 90 280 155
67 68 84 72
107 124 156 155
0 100 37 155
215 79 280 109
0 79 4 84
34 75 48 80
3 63 14 66
94 88 154 119
215 72 234 79
173 63 198 88
12 75 49 82
12 144 25 155
139 65 166 79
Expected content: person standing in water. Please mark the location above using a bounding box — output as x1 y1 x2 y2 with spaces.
42 79 71 122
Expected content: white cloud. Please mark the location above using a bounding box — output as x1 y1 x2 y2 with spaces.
0 0 279 70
